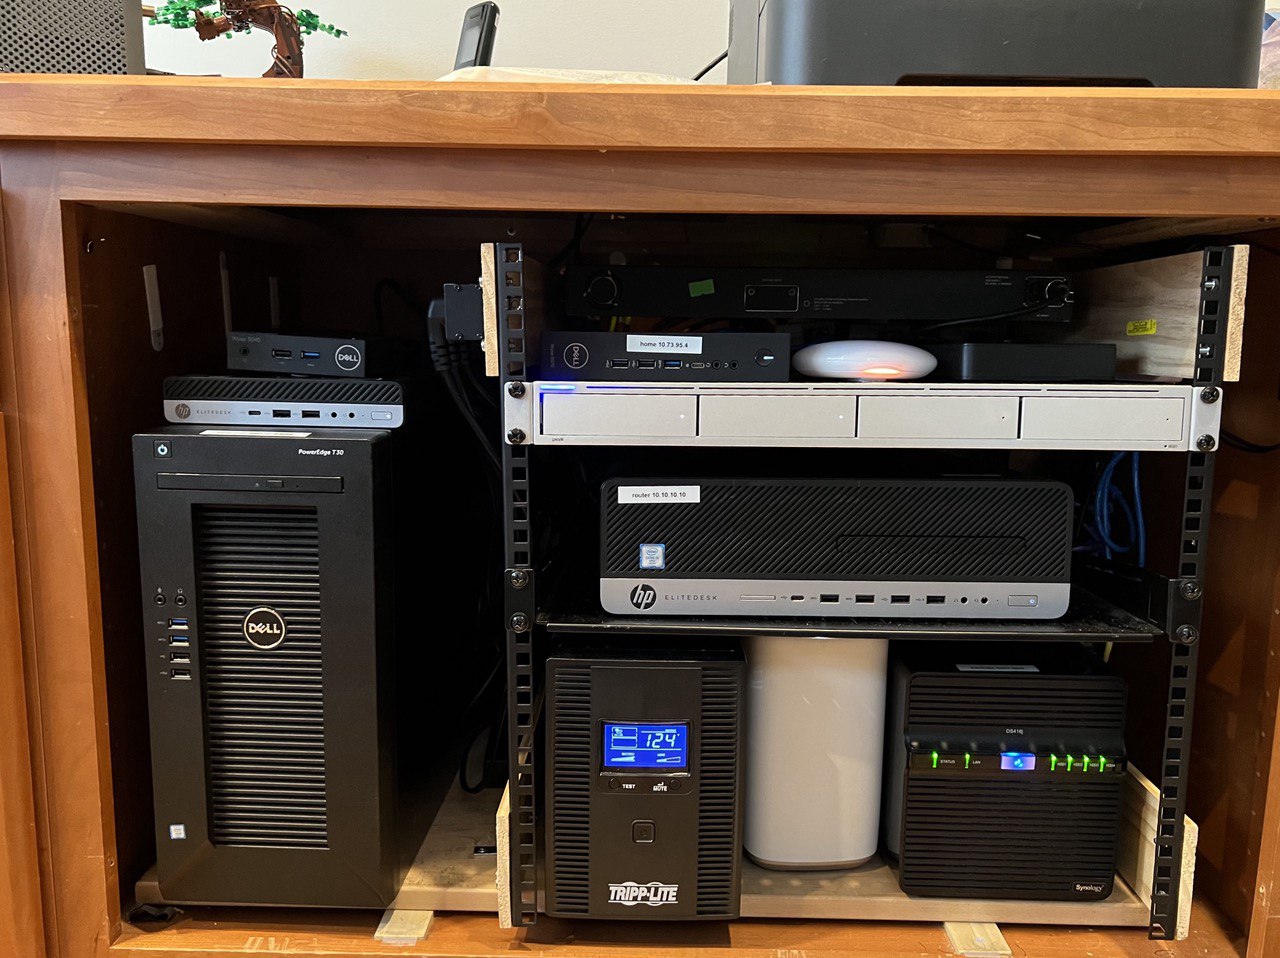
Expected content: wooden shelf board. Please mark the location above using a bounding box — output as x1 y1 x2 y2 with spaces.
6 76 1280 158
738 857 1148 926
109 899 1242 958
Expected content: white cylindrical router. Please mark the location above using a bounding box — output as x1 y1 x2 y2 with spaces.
745 635 889 870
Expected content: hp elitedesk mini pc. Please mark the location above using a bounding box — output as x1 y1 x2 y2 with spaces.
134 427 427 907
545 645 745 920
885 651 1128 901
600 477 1074 618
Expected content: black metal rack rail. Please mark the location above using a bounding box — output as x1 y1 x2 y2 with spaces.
498 242 1235 939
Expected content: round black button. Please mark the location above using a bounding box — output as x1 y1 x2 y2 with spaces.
585 273 621 310
608 778 621 790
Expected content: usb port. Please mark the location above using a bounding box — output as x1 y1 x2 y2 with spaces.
689 361 708 370
891 595 910 605
636 360 658 369
926 595 945 605
247 410 262 416
790 594 805 602
169 635 190 647
301 410 320 419
271 348 292 359
820 594 839 604
168 618 189 629
607 359 631 369
855 594 875 604
170 668 192 681
170 650 191 664
300 350 321 360
663 360 682 369
272 409 291 418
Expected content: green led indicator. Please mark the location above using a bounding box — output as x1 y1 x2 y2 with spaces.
1051 755 1058 771
1067 755 1074 772
932 751 939 769
964 753 971 769
1099 756 1108 773
1082 756 1091 772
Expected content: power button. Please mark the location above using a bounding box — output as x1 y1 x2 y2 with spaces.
153 440 172 459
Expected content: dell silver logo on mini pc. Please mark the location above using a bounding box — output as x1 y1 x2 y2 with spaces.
242 607 287 649
335 344 363 372
630 584 657 610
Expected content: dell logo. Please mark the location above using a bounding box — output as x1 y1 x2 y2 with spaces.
630 584 657 610
242 607 287 650
334 344 363 372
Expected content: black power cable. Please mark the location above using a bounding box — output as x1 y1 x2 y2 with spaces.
693 49 728 81
1223 430 1280 454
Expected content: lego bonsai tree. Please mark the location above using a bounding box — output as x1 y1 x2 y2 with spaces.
149 1 347 78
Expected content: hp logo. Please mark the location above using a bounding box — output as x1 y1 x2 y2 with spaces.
630 584 657 611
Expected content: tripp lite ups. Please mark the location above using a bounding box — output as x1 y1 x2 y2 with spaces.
884 651 1128 901
133 427 429 907
600 477 1074 619
545 644 745 920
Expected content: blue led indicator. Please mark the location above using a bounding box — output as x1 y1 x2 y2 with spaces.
1000 752 1037 771
603 723 689 770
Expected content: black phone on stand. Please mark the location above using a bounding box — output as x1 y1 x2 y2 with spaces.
454 3 500 70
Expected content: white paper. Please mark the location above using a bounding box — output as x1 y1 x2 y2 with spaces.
618 485 701 504
626 334 704 356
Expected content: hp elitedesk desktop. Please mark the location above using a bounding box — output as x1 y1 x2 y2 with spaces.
133 427 426 907
885 652 1128 901
600 478 1074 618
545 645 745 920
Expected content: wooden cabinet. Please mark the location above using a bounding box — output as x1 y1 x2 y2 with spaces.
2 77 1280 958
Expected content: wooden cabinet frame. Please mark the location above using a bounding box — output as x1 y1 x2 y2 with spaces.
2 78 1280 958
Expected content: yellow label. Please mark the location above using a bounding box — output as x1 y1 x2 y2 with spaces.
1127 319 1158 337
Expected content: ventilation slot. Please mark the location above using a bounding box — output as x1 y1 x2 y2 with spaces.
697 666 740 917
196 505 327 849
165 375 402 405
550 666 592 915
907 678 1127 733
901 777 1122 897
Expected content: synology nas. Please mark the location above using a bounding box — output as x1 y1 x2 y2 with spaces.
133 427 429 907
545 644 745 920
600 477 1074 618
884 650 1128 901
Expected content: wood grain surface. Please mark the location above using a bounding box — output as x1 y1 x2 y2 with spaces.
0 415 47 958
107 898 1244 958
2 77 1280 156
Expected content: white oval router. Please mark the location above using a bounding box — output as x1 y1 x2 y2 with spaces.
793 340 938 381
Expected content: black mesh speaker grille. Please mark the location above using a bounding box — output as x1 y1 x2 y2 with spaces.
166 376 403 404
602 479 1072 582
549 665 592 915
907 676 1128 735
697 665 740 917
900 776 1122 898
195 506 328 849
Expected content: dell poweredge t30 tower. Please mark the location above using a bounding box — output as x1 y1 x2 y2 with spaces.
133 426 430 908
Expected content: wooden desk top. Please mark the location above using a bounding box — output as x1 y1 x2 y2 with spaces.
2 75 1280 156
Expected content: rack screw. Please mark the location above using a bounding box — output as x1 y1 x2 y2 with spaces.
507 428 526 445
1175 625 1199 645
1196 434 1217 452
1200 386 1221 404
509 569 530 590
507 382 526 398
1204 277 1219 292
1181 580 1203 601
510 612 531 633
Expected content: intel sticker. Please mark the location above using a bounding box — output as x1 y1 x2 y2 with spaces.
169 824 187 840
640 544 666 570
